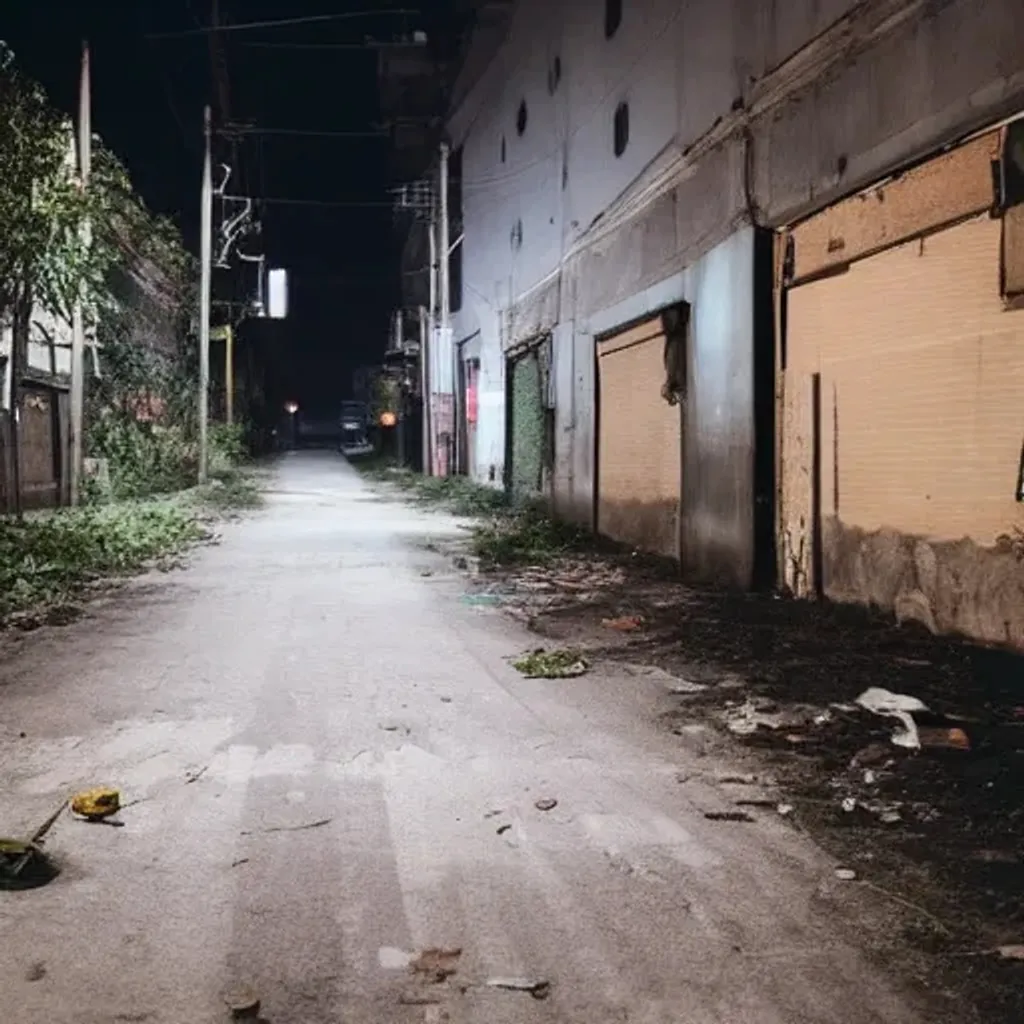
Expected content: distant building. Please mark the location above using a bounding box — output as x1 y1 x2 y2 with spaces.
391 0 1024 649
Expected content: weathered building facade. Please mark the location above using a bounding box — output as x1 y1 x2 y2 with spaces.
422 0 1024 644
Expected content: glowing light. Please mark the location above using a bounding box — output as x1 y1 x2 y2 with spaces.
284 401 299 415
379 410 397 427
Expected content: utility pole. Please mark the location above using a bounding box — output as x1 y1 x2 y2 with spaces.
69 40 91 506
417 303 430 475
224 324 234 426
438 141 451 476
199 105 213 484
426 210 438 475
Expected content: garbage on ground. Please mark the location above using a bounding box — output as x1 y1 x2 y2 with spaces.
70 787 121 821
995 944 1024 961
917 726 971 752
835 867 858 881
410 947 462 983
485 977 552 999
601 615 644 631
224 986 261 1019
777 803 794 816
512 648 588 679
720 697 830 737
855 688 929 749
1 800 68 891
534 798 558 812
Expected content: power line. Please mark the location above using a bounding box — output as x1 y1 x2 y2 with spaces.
260 197 395 208
220 127 388 139
239 40 426 51
146 9 419 40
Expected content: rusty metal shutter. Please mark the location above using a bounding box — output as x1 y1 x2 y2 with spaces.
781 214 1024 596
597 316 681 558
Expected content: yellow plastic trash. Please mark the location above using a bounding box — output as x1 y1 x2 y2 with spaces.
70 788 121 821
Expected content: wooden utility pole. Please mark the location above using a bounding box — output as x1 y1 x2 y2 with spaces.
69 40 91 506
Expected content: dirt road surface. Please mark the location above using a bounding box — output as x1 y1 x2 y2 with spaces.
0 452 963 1023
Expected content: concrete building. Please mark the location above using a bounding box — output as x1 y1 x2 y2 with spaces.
401 0 1024 647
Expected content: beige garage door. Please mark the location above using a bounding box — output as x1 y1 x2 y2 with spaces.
780 213 1024 595
597 316 681 558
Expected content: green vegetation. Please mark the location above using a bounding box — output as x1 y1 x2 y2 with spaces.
0 502 206 624
470 506 589 566
511 648 589 679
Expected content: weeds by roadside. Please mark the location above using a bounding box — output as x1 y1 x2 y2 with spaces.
194 468 266 513
355 462 594 565
0 502 206 625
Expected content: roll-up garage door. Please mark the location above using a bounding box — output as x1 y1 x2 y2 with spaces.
597 315 681 558
781 214 1024 598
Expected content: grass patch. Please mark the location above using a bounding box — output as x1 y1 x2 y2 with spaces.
470 506 589 566
512 648 589 678
0 501 206 624
196 468 266 512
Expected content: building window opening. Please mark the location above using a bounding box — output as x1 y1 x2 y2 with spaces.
613 101 629 158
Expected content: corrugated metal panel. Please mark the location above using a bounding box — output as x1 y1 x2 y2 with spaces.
781 214 1024 594
508 348 544 498
597 316 681 558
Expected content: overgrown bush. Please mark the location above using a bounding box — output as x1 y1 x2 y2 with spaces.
0 501 204 621
470 506 589 566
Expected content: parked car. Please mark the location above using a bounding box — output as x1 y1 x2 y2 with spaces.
338 401 373 456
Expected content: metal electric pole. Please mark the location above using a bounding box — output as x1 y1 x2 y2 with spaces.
69 40 91 506
198 105 213 484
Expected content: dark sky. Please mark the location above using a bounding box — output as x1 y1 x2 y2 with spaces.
3 1 452 417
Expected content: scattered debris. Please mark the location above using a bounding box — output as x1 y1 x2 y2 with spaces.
0 799 68 891
601 615 644 631
184 764 210 785
241 818 333 836
496 824 512 836
721 699 821 736
410 947 462 983
917 726 971 752
461 593 502 607
512 648 589 679
704 810 754 822
776 803 794 816
231 858 250 868
25 961 46 982
70 787 121 821
856 687 929 749
534 798 558 812
379 947 414 970
834 867 858 881
842 797 858 814
440 696 453 704
485 977 552 1000
995 945 1024 961
224 986 261 1019
399 991 443 1005
669 679 709 696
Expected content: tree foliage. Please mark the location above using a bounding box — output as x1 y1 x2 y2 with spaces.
0 42 97 320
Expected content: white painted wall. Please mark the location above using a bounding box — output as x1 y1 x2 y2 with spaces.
0 308 73 410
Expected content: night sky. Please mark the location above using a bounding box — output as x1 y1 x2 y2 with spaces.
4 1 451 417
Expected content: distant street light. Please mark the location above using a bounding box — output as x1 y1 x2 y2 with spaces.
284 401 299 415
379 410 397 428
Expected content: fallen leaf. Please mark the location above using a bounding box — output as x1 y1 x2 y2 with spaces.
601 615 644 631
410 947 462 982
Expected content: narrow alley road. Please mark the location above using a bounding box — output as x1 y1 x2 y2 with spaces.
0 453 950 1024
